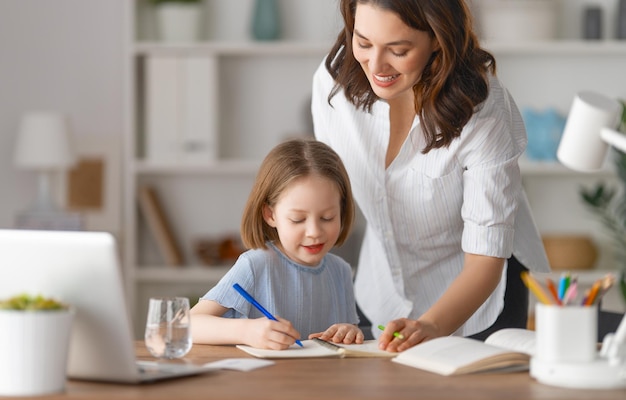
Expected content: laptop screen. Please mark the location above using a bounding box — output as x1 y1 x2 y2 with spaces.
0 229 141 382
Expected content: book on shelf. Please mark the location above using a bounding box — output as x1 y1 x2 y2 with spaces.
237 338 397 359
392 328 535 376
180 56 219 163
137 185 184 267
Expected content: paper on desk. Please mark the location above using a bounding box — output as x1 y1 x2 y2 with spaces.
204 358 275 372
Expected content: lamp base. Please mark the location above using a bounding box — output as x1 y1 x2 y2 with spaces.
14 210 83 231
530 357 626 389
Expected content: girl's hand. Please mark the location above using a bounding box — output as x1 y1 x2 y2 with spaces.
308 323 364 344
378 318 440 352
242 316 302 350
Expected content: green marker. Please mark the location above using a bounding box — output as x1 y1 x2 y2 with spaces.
378 324 404 339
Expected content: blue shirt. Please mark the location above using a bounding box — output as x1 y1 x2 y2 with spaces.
200 242 359 337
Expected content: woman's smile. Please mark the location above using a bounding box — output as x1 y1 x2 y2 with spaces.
373 73 400 87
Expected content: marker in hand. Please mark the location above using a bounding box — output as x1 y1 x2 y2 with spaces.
233 283 303 347
378 324 404 340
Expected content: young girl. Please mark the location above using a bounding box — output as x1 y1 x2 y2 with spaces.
190 138 363 350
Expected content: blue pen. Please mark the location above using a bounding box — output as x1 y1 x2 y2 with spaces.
233 283 303 347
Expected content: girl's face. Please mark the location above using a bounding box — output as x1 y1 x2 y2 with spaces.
263 174 342 266
352 3 438 104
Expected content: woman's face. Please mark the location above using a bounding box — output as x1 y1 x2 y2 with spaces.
352 3 438 103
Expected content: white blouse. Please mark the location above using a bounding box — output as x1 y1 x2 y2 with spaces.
311 60 550 337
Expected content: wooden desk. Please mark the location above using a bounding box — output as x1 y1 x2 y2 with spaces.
47 342 625 400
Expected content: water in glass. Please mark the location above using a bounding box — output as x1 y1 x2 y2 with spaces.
144 297 192 359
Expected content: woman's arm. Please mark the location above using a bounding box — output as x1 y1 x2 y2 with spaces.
190 299 301 350
379 253 504 352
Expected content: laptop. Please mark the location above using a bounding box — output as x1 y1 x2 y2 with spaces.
0 229 215 383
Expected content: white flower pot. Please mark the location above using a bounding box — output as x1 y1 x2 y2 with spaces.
0 309 74 397
156 3 203 43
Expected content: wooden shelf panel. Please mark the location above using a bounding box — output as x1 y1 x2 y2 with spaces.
133 40 626 57
484 40 626 55
134 41 331 57
134 265 231 283
132 159 261 175
519 160 615 177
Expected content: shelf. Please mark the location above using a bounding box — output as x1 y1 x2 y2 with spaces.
484 40 626 56
134 40 626 57
134 265 231 284
130 159 618 178
134 41 331 57
534 270 618 284
134 40 626 58
132 159 613 178
132 159 261 175
519 160 615 177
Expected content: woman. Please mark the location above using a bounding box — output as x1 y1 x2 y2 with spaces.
311 0 550 352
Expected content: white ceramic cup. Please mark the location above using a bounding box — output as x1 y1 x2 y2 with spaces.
534 303 597 363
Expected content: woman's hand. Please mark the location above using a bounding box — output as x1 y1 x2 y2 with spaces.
308 323 364 344
380 254 505 352
241 316 302 350
378 318 441 352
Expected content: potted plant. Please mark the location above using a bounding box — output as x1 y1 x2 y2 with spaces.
580 101 626 304
150 0 204 43
0 294 74 397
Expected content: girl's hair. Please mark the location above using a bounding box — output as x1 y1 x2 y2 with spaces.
240 138 355 250
326 0 496 153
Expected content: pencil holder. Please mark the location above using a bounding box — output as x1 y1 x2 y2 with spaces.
534 303 597 363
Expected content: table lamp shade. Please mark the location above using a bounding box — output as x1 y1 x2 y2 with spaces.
14 112 75 170
556 91 622 172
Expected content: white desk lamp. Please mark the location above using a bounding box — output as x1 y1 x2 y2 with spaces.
529 91 626 389
557 91 626 171
14 112 75 212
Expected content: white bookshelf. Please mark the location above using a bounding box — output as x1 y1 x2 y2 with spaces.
123 0 626 337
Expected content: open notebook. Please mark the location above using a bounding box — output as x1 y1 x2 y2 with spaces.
0 229 215 383
237 338 397 359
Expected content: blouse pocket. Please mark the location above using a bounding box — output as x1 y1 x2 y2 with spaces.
394 167 464 246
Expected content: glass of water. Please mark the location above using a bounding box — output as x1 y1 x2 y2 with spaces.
144 297 192 359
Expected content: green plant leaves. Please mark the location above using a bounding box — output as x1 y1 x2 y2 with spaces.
0 293 68 311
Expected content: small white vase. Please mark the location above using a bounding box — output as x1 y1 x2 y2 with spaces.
0 309 74 396
156 3 203 43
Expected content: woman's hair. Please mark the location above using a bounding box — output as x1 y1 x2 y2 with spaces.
326 0 496 153
240 138 355 250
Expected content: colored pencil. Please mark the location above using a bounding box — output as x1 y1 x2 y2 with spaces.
521 272 554 305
